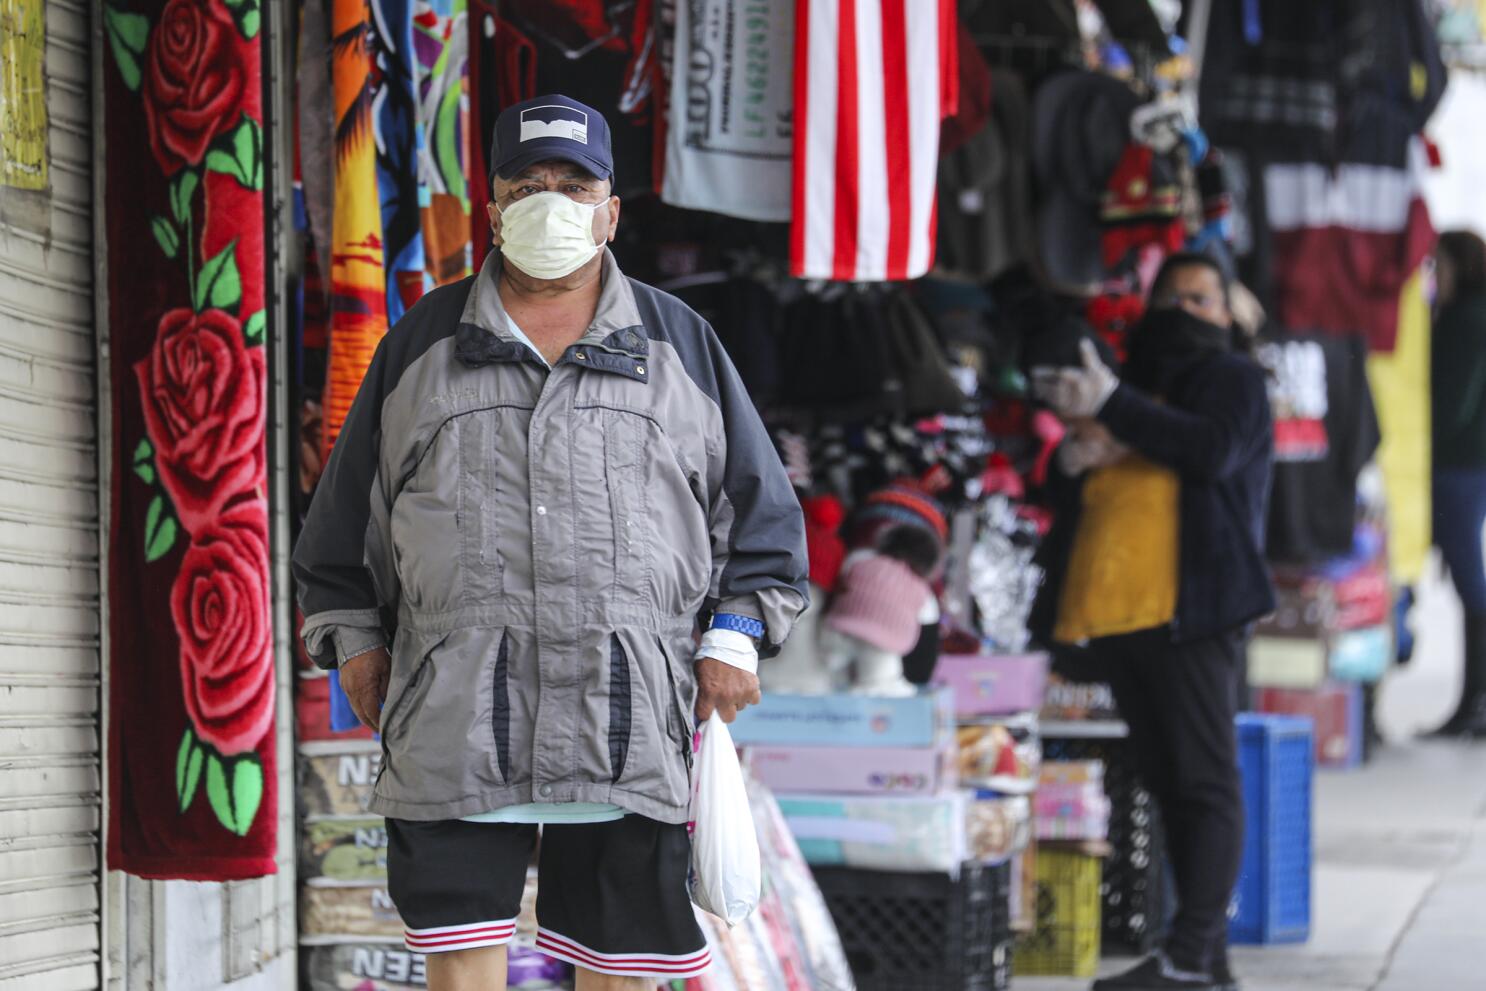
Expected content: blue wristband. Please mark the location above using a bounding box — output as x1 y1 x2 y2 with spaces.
710 612 765 641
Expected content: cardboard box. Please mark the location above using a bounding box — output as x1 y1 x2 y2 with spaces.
933 652 1049 718
1040 676 1120 722
1248 637 1328 689
301 881 403 939
298 741 383 817
745 740 956 795
956 717 1041 794
301 941 426 990
967 793 1031 864
730 686 955 748
1329 626 1391 683
301 817 389 883
1257 583 1338 640
777 790 969 873
1253 682 1364 769
1250 628 1391 689
1260 565 1391 638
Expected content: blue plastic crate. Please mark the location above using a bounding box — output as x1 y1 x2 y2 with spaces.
1229 714 1313 944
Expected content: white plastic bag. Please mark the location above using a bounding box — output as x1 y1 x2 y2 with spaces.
689 712 761 926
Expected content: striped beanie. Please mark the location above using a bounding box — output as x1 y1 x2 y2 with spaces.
849 481 948 552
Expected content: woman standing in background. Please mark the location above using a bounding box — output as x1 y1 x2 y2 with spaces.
1430 230 1486 738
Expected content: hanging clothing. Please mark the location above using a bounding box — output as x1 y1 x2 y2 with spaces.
1260 334 1381 565
324 0 391 459
1264 137 1437 352
414 0 474 287
935 67 1032 283
660 0 796 221
493 1 657 198
373 0 432 323
790 0 958 281
1369 271 1434 584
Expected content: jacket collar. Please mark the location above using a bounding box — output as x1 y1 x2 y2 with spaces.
454 249 650 381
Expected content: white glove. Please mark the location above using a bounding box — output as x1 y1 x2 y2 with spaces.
1057 423 1129 476
1031 339 1119 419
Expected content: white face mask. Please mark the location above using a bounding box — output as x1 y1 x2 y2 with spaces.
496 191 608 280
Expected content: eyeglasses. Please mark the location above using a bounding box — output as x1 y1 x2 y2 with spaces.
1152 291 1224 312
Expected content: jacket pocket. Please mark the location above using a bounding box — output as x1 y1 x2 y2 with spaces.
658 635 696 769
608 635 632 783
490 630 511 784
380 626 509 805
459 410 505 604
379 630 447 744
390 421 465 614
602 411 652 607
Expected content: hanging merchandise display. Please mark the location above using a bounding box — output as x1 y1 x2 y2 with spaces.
373 0 432 322
323 0 390 459
1368 270 1434 585
1259 335 1381 565
661 0 796 221
1201 0 1448 352
790 0 959 281
490 0 658 199
1264 137 1438 353
104 0 276 879
936 65 1034 283
1029 69 1142 291
414 0 474 287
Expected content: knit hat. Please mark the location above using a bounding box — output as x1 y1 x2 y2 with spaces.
825 555 932 655
852 482 949 548
802 495 847 592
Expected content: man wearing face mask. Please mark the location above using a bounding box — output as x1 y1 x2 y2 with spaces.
293 95 808 991
1029 253 1275 991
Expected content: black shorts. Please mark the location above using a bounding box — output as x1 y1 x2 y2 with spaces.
386 815 710 980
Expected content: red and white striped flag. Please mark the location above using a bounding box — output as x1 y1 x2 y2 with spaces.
790 0 958 281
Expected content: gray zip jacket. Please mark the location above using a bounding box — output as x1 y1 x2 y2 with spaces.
293 250 808 823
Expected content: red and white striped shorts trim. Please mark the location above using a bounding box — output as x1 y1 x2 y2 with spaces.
534 927 712 979
403 917 517 954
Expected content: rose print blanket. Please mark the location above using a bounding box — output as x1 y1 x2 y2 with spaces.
103 0 276 879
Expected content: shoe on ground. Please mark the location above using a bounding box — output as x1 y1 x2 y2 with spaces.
1210 956 1239 991
1091 952 1215 990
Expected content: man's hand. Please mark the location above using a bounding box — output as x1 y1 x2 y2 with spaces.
341 647 392 731
694 656 761 724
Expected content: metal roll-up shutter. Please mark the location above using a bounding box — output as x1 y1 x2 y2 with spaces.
0 1 104 988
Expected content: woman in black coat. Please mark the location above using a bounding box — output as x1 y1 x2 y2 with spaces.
1032 253 1274 991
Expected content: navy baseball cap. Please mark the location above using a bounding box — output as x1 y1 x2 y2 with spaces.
489 94 614 185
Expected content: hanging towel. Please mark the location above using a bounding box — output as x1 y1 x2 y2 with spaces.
323 0 391 459
413 0 474 286
661 0 796 222
103 0 276 880
790 0 958 281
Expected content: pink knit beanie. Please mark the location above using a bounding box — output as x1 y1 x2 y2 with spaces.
825 554 932 655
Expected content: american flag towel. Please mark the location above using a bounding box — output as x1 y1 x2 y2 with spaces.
790 0 958 281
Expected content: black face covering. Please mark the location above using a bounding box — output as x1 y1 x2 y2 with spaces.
1123 307 1233 394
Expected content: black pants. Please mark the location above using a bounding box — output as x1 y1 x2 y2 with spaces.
1092 627 1244 973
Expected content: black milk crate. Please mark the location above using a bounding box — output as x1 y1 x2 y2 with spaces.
1043 735 1170 955
811 861 1014 991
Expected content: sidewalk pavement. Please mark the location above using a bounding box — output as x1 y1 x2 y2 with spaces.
1015 558 1486 991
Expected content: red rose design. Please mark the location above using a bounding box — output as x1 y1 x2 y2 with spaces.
172 499 274 755
143 0 245 174
135 309 266 537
